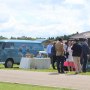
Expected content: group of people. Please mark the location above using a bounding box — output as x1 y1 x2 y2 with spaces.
46 38 90 74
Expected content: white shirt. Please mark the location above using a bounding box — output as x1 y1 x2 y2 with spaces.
46 44 53 54
66 46 73 62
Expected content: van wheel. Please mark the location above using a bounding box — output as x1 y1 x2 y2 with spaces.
5 59 13 68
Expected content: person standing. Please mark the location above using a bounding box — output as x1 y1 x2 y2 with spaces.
55 38 65 73
71 39 82 74
66 41 74 72
81 39 89 73
46 41 53 64
51 41 57 69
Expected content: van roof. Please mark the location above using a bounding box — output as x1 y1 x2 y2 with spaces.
0 39 41 43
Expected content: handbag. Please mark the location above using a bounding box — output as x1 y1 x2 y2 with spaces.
65 52 69 58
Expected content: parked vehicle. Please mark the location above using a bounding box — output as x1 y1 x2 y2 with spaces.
0 39 44 68
38 51 48 58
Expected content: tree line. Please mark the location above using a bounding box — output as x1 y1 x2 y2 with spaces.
0 32 78 40
48 32 79 40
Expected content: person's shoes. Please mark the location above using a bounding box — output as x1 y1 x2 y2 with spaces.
74 72 78 75
82 70 86 73
58 71 60 73
61 72 65 74
53 68 56 70
79 71 82 73
65 71 68 73
83 71 86 73
61 71 65 74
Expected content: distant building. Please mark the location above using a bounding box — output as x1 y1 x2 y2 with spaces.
70 31 90 47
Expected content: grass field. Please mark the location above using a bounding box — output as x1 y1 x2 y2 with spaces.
0 82 72 90
0 64 57 72
0 64 90 75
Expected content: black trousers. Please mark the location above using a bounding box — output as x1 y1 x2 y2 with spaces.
51 55 57 69
81 54 88 72
56 56 64 73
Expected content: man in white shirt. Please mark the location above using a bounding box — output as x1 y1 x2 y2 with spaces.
46 41 53 64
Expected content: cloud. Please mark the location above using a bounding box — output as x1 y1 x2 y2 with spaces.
64 0 85 4
0 0 90 38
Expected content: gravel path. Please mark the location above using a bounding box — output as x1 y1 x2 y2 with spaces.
0 70 90 90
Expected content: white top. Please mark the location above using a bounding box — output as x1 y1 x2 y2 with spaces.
66 46 73 62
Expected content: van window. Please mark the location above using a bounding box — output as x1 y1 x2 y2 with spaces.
0 42 3 49
4 42 14 49
15 43 43 51
29 43 43 50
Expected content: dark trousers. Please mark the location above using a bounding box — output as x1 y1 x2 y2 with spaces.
48 53 52 64
56 56 64 73
81 55 88 72
52 55 57 69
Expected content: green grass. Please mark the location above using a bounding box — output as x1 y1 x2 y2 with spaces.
0 64 57 72
65 71 90 75
80 69 90 75
0 64 90 75
0 82 71 90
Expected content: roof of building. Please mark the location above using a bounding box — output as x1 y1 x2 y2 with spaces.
70 31 90 39
0 39 42 43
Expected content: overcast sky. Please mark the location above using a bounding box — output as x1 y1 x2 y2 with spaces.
0 0 90 38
